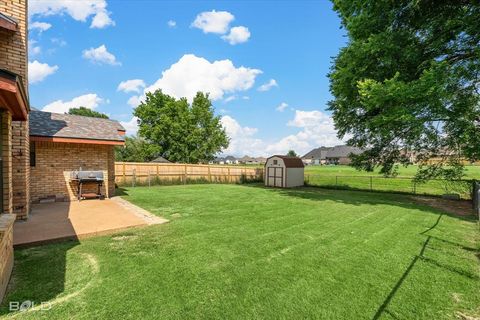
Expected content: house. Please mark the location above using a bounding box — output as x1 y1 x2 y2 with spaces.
211 157 225 165
29 111 125 202
301 145 363 165
301 147 331 165
224 156 238 164
324 145 363 165
255 157 267 164
0 1 30 219
151 156 171 163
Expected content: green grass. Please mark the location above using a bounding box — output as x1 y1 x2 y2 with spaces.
1 184 479 319
305 164 480 179
304 165 479 198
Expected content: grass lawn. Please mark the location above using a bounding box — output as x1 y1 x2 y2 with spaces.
305 164 480 179
304 165 479 198
1 184 479 319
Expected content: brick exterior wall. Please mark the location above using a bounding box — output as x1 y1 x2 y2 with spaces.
0 0 29 218
0 214 15 304
0 0 28 83
1 111 12 214
30 141 116 202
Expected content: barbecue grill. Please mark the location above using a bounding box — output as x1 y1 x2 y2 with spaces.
70 170 104 200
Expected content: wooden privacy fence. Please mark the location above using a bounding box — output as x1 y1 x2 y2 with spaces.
115 162 264 186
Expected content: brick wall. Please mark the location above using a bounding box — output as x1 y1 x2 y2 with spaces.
0 214 15 304
30 141 116 202
0 0 28 84
1 111 12 214
0 0 29 218
12 121 29 218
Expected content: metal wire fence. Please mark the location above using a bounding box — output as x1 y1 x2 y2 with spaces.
305 175 474 200
473 180 480 217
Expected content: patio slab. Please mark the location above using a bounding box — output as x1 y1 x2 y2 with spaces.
13 197 168 247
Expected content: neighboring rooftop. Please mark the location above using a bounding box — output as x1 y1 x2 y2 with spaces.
29 110 125 144
150 156 171 163
302 145 363 159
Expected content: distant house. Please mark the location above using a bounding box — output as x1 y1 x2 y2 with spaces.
302 145 363 165
150 156 171 164
211 157 225 165
255 157 267 164
224 156 238 164
301 147 331 165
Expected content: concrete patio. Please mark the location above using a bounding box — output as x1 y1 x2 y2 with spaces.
13 197 168 247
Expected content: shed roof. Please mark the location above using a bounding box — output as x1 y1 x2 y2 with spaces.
29 110 125 145
267 155 304 168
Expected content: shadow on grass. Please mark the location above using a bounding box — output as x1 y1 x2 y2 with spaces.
0 240 79 315
244 184 477 222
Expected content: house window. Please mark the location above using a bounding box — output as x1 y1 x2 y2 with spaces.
273 160 278 165
30 142 36 167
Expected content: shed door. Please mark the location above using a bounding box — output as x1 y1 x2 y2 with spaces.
267 167 283 187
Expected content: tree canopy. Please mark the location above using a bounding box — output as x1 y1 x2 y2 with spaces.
329 1 480 179
286 150 298 157
134 90 229 163
68 107 109 119
115 135 160 162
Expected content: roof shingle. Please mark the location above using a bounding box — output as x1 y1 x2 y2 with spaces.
29 110 125 142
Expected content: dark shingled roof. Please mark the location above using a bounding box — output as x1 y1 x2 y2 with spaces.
151 156 171 163
302 145 363 159
29 110 125 142
267 155 305 168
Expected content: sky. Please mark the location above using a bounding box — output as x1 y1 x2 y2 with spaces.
27 0 347 157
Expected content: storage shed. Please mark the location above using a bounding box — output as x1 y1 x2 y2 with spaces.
264 155 304 188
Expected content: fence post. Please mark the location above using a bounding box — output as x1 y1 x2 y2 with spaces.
184 164 187 184
370 176 373 191
208 166 212 183
148 171 151 187
132 168 136 187
156 164 159 181
122 162 126 185
228 167 231 183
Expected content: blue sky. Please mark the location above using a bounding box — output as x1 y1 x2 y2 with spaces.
28 0 347 156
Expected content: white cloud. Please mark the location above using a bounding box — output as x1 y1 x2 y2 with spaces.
127 95 141 108
41 93 104 113
29 21 51 32
29 0 115 29
117 79 146 93
143 54 261 102
218 110 344 157
258 79 278 92
90 10 115 28
120 117 139 135
266 110 344 155
82 45 120 66
222 26 250 45
224 95 236 103
167 20 176 28
28 40 41 56
28 60 58 83
276 102 288 112
192 10 234 34
221 116 266 156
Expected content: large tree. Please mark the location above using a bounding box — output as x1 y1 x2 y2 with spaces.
329 1 480 180
115 135 160 162
68 107 109 119
134 90 229 163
